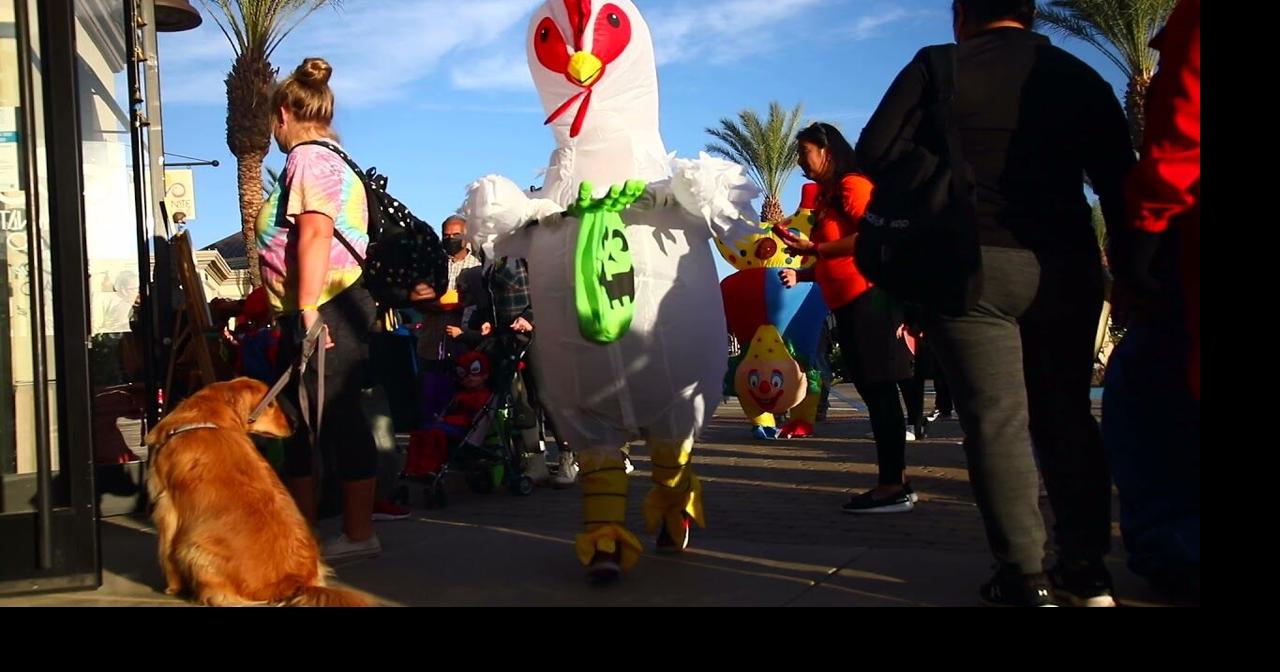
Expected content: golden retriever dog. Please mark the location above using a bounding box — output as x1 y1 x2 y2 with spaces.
145 378 373 607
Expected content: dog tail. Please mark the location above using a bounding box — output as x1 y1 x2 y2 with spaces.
287 585 377 607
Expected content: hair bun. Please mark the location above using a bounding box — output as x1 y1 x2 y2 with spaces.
295 57 332 89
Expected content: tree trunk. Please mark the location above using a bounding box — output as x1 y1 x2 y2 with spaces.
1125 74 1151 151
225 52 276 289
761 195 785 223
237 150 266 288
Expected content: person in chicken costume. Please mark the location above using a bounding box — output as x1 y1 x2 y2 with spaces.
461 0 759 582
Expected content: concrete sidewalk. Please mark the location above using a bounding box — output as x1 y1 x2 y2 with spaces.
0 389 1197 607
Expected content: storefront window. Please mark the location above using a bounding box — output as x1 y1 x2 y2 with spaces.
1 0 62 513
76 0 150 467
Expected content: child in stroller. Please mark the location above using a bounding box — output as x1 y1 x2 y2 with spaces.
398 340 543 508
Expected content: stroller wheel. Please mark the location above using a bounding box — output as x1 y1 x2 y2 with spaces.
511 475 535 497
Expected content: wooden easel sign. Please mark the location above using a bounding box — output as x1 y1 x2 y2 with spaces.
163 228 216 402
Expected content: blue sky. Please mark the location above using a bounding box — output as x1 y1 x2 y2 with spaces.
159 0 1130 274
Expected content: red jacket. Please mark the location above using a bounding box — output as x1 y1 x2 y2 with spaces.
1126 0 1200 398
443 388 492 428
811 174 875 310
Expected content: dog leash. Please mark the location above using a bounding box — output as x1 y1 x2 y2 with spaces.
248 316 327 446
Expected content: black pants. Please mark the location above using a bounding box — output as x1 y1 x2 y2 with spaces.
914 340 953 415
832 289 912 486
899 378 924 430
279 286 379 483
934 362 953 414
928 246 1110 574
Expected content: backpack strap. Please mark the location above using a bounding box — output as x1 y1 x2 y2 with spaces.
920 44 982 312
921 45 973 208
292 139 369 265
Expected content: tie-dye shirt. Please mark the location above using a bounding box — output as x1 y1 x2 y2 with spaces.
256 142 369 314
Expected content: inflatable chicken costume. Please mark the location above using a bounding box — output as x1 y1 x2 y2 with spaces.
461 0 759 581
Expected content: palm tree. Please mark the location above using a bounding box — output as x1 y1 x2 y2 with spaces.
200 0 340 287
705 102 805 223
1038 0 1178 148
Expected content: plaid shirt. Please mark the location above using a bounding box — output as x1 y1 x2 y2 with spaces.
447 251 481 293
489 257 532 327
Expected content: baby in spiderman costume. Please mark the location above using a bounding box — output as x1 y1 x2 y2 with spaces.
404 351 493 476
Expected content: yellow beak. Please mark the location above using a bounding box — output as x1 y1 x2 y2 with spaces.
567 51 604 87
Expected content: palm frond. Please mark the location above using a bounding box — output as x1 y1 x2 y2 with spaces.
704 101 804 202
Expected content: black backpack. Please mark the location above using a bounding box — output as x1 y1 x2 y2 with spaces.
854 45 982 317
293 140 448 309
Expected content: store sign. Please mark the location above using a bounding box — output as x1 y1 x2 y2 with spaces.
164 168 196 222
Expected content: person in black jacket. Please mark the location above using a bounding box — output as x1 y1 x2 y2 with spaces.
855 0 1135 607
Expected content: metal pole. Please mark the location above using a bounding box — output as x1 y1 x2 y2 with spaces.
125 0 158 429
14 0 53 569
141 0 172 424
163 160 219 168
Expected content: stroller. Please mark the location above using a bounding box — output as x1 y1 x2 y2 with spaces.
395 333 547 509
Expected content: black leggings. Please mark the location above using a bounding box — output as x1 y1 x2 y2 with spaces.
831 291 911 486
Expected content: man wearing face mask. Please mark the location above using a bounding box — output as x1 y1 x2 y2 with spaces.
412 216 484 428
440 216 483 309
415 216 482 360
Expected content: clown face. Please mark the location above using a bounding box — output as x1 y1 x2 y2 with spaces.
734 325 805 414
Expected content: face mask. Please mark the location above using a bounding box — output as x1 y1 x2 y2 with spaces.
444 237 465 255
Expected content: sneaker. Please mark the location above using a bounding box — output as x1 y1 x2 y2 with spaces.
1049 558 1117 607
904 482 920 503
841 488 914 514
980 565 1057 607
865 429 919 442
371 500 411 521
587 549 622 584
752 425 780 440
323 533 381 561
655 513 692 554
926 408 954 422
552 452 579 487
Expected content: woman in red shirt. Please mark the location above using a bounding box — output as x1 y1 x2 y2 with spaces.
777 123 916 513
